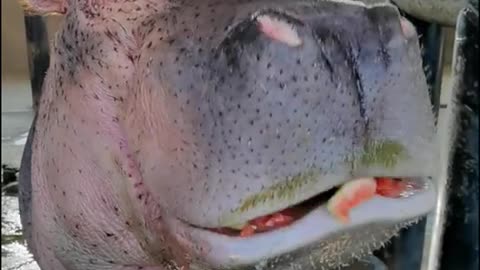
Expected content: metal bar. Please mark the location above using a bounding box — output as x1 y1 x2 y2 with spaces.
23 15 50 114
399 14 446 116
424 24 446 118
421 3 479 270
371 18 446 270
438 4 479 270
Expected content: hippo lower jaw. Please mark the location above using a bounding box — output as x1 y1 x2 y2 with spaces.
166 177 436 268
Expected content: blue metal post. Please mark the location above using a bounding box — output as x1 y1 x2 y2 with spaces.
439 4 479 270
23 15 50 113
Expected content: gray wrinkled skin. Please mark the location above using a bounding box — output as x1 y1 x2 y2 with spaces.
18 0 437 269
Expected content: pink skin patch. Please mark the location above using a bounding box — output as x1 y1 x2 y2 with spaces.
256 15 303 47
20 0 68 15
400 17 417 39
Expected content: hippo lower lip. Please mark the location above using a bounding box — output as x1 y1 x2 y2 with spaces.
169 177 435 268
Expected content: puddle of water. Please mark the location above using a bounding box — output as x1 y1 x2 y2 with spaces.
1 195 40 270
13 137 27 146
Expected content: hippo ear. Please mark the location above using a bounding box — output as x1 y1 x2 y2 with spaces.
19 0 68 15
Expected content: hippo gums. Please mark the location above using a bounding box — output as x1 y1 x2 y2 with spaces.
17 0 439 269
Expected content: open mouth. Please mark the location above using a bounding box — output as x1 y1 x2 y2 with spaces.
207 186 337 236
205 177 430 237
168 176 435 268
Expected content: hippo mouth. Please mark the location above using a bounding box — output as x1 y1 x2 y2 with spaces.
207 186 339 237
204 177 431 237
169 176 435 268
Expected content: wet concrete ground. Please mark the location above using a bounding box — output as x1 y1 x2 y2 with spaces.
2 196 39 270
2 80 39 270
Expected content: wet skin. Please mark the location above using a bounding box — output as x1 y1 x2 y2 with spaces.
18 0 439 269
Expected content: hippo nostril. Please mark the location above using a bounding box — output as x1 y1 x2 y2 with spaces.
256 15 303 47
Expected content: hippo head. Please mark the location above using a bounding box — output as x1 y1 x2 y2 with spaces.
21 0 438 269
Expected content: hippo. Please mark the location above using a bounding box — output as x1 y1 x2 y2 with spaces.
17 0 441 269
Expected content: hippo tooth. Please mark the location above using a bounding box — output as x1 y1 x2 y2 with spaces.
327 178 377 224
256 15 302 47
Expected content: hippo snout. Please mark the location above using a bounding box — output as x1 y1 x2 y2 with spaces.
129 1 435 229
20 0 439 269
